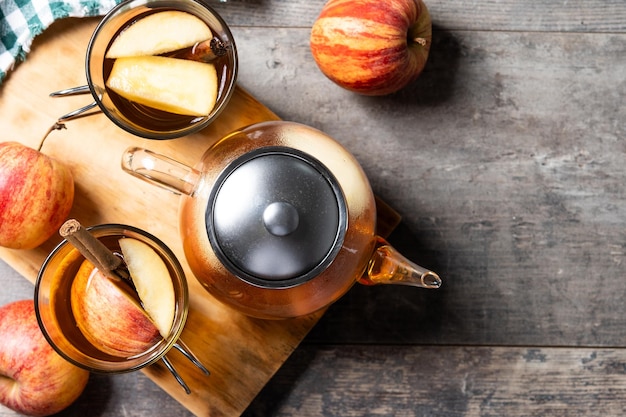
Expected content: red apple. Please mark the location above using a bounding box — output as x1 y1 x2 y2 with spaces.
70 260 162 357
0 300 89 416
310 0 432 95
0 142 74 249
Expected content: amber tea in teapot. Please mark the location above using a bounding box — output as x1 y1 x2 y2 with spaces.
122 121 442 319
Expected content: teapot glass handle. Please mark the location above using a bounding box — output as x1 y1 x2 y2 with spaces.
121 147 200 196
359 237 442 289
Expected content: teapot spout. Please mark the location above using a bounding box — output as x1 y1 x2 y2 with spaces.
359 238 442 289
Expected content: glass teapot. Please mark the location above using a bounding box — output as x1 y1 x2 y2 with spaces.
122 121 441 319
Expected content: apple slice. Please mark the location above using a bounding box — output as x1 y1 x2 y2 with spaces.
71 260 161 357
119 238 176 338
106 56 218 116
106 11 212 58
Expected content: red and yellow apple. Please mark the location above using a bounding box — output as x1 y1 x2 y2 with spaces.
310 0 432 95
0 142 74 249
0 300 89 416
70 260 161 357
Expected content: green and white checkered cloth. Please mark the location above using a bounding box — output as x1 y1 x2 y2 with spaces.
0 0 123 84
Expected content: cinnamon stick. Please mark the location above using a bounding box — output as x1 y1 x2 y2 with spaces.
59 219 124 281
172 38 229 62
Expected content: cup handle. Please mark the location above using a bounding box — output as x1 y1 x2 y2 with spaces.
359 237 442 289
121 147 200 196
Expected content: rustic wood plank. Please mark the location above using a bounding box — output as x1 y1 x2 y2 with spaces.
425 0 626 32
245 345 626 417
232 26 626 347
215 0 626 32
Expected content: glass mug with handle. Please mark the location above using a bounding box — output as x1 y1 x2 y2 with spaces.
51 0 238 140
35 224 209 394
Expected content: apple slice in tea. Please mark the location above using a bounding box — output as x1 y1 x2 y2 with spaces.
106 56 218 116
119 238 176 338
71 260 161 357
106 10 212 58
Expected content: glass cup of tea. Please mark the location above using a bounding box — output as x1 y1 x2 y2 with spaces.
34 223 207 393
66 0 238 139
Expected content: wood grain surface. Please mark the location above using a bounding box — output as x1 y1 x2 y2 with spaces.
1 0 626 416
246 345 626 416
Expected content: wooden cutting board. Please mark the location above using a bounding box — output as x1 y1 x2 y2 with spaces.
0 17 400 416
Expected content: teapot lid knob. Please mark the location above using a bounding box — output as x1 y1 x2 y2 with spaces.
263 201 300 237
206 146 347 288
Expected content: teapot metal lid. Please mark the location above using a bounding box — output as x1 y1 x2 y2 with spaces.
206 146 347 288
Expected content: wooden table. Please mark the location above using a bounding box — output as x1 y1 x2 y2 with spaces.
1 0 625 415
